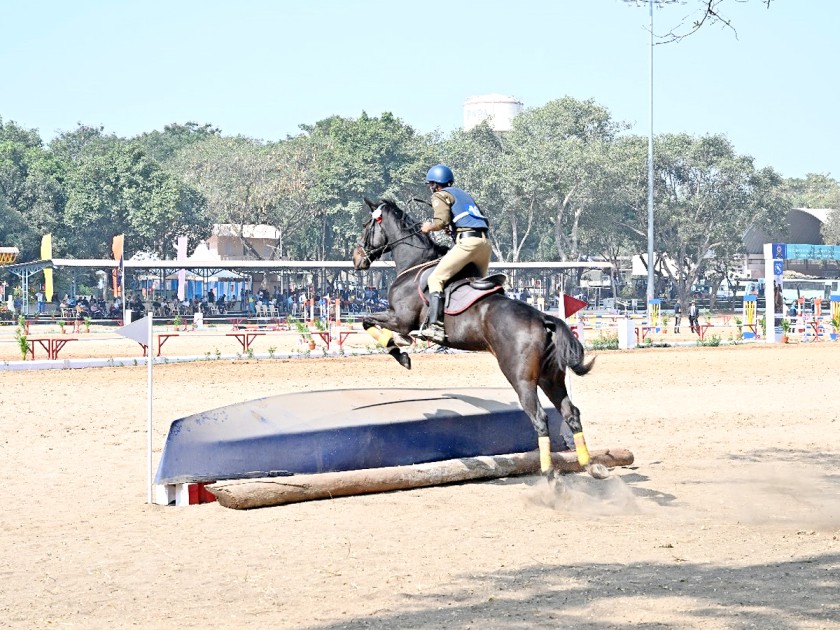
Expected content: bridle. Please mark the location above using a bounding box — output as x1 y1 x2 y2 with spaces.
355 202 424 266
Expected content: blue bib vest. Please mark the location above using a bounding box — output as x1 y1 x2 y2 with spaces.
443 187 489 230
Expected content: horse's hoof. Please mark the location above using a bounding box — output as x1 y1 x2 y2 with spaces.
397 352 412 370
544 469 565 493
587 462 610 480
393 334 413 348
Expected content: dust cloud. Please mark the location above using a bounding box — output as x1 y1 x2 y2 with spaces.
526 473 645 516
718 462 840 531
525 462 840 533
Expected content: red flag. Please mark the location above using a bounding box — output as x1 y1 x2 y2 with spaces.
563 294 588 318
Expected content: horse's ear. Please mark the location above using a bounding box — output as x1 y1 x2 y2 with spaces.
363 197 378 212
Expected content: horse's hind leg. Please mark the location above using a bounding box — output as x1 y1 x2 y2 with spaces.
497 367 555 478
539 375 609 480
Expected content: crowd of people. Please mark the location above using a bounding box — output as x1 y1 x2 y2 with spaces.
18 285 389 321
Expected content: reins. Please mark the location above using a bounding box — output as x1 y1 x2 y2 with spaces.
355 203 425 266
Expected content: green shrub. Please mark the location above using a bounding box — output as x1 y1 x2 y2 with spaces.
698 334 721 347
15 327 30 359
590 333 619 350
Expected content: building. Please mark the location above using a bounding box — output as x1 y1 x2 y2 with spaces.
743 208 836 277
207 224 282 261
463 94 523 132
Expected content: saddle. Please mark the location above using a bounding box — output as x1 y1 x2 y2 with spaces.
415 264 506 315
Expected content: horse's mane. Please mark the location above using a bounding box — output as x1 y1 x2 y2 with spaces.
378 198 450 258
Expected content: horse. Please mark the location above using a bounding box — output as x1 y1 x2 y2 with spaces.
352 198 607 480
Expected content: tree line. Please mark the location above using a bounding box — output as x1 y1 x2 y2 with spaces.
1 96 839 304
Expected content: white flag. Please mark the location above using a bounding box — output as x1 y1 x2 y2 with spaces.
117 315 153 345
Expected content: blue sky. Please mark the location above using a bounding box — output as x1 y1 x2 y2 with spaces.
2 1 836 179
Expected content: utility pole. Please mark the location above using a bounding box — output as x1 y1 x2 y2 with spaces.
647 0 655 306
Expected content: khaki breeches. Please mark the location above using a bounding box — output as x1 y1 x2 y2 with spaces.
428 236 492 293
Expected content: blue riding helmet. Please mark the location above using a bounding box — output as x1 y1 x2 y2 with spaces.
425 164 455 186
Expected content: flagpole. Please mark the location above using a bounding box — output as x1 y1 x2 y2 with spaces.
147 314 154 504
114 313 156 504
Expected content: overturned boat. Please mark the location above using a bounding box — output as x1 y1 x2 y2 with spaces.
154 387 576 485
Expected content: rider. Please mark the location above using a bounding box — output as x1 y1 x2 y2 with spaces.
413 164 492 343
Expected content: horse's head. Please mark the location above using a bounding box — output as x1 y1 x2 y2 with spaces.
352 197 445 272
352 198 398 270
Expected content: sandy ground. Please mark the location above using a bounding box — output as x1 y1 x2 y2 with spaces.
1 336 839 629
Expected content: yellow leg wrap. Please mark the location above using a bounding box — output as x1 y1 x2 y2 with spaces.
573 432 591 467
378 328 393 347
538 436 552 473
366 327 381 343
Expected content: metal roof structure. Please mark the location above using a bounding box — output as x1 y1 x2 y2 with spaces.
743 208 832 255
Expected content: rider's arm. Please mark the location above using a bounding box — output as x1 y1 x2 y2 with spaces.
422 191 455 233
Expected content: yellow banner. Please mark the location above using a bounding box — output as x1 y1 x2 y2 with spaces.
112 234 125 297
41 234 53 302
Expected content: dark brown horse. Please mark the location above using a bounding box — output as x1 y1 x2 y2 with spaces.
352 198 606 479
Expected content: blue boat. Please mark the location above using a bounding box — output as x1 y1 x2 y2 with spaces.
154 387 574 485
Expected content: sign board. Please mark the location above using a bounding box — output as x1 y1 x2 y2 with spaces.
783 244 840 261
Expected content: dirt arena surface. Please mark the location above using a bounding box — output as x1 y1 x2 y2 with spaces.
2 341 839 629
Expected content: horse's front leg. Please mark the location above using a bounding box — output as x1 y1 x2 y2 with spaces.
499 377 557 482
362 311 412 370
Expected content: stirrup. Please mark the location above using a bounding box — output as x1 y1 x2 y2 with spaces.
417 323 445 343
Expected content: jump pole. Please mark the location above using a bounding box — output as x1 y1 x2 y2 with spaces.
207 448 635 510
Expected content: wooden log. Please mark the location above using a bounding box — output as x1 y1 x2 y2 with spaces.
207 448 634 510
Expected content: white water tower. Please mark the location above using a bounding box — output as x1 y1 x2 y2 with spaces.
463 94 523 132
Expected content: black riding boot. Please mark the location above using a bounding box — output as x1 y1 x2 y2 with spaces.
416 292 446 343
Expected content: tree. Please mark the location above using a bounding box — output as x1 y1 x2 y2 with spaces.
0 118 65 259
504 97 626 274
623 1 775 43
134 122 221 164
823 212 840 245
302 112 431 260
440 123 511 260
167 135 281 258
63 140 209 258
627 133 787 306
783 173 840 209
49 124 117 164
782 172 840 247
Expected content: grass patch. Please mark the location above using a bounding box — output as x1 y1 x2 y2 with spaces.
589 333 619 350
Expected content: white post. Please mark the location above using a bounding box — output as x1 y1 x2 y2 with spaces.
764 243 778 344
557 294 572 396
617 317 636 350
121 259 127 325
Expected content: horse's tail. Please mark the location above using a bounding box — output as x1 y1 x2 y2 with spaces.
543 314 595 377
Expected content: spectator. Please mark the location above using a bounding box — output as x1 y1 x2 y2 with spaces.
688 300 699 333
35 289 45 314
673 302 682 333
